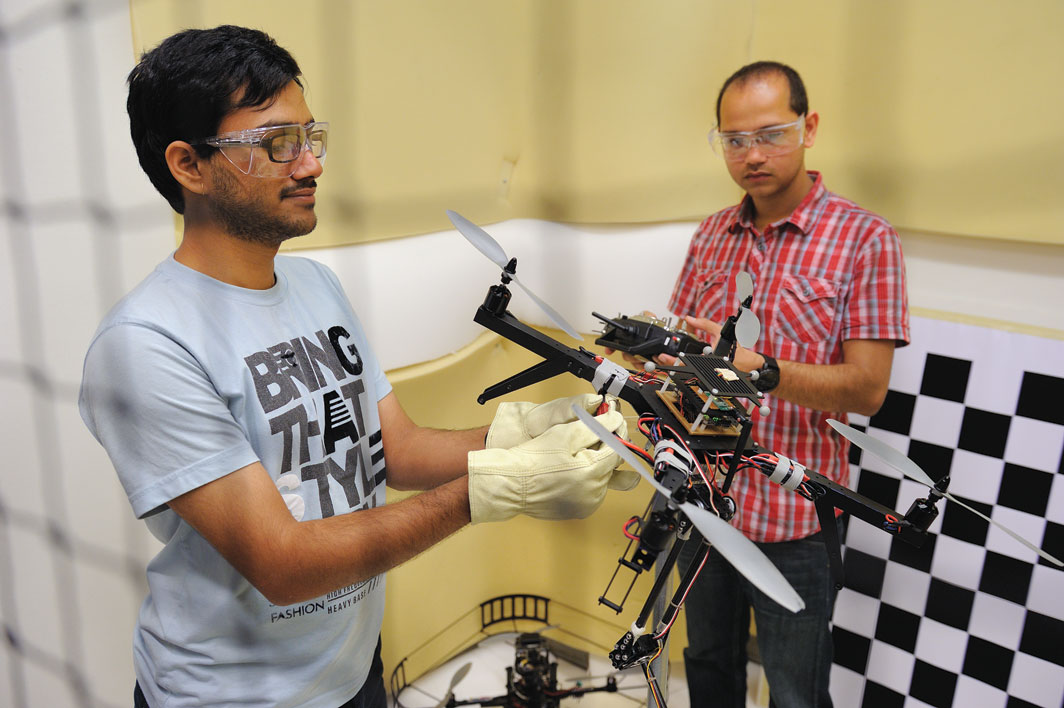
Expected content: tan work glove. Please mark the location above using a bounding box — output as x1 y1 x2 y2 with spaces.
468 408 638 524
485 393 637 493
486 393 617 450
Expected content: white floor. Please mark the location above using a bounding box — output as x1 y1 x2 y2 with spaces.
390 632 769 708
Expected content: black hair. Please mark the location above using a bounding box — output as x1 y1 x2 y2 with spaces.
715 61 808 125
126 25 303 213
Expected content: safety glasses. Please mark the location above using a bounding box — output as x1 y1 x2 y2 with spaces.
709 116 804 161
192 121 328 178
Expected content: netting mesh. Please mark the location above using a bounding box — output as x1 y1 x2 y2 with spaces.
0 2 176 705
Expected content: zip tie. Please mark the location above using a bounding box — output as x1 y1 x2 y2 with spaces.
593 358 630 397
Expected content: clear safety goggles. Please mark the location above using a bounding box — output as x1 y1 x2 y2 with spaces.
709 115 804 161
193 121 328 178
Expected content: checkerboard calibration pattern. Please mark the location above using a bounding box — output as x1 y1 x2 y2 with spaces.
830 317 1064 708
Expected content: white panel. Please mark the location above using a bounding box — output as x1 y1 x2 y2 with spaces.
1003 416 1064 473
58 399 131 551
912 617 968 673
845 517 893 558
985 506 1045 565
87 8 165 210
880 562 931 617
832 588 880 637
901 230 1064 333
886 340 928 397
1006 652 1064 707
1048 474 1064 528
0 0 43 25
9 22 82 206
0 379 47 518
74 559 141 706
8 523 64 659
23 659 80 708
1027 564 1064 622
0 215 25 363
114 215 178 297
910 396 964 449
30 218 101 388
828 665 865 708
967 591 1026 650
929 535 986 590
947 450 1004 507
864 641 915 695
951 676 1008 708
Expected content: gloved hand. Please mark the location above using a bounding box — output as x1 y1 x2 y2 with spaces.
486 393 618 450
468 407 639 524
485 392 637 494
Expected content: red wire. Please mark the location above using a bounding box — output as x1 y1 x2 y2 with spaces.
620 437 653 462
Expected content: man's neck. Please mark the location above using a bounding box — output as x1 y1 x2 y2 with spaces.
750 171 814 232
174 222 279 290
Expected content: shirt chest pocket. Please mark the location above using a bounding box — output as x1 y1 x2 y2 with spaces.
775 274 842 345
692 269 730 321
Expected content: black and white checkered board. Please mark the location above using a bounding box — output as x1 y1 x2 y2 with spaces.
829 316 1064 708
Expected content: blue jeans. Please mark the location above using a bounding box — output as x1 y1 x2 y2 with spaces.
677 520 843 708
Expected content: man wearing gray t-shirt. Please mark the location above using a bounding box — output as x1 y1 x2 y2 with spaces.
79 25 634 708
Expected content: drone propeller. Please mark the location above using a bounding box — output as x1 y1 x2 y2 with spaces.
733 272 761 349
446 210 583 341
827 419 1063 567
572 404 805 613
433 661 473 708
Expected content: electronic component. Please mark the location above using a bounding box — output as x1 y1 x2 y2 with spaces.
592 312 707 359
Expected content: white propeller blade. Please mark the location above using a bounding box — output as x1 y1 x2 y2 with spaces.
446 210 508 268
572 405 805 612
735 309 761 349
512 279 582 341
446 210 582 341
828 419 1063 567
827 419 934 487
731 272 760 348
736 272 754 301
433 661 472 708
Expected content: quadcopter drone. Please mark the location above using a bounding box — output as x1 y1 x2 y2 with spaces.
389 595 633 708
445 210 1062 705
440 632 618 708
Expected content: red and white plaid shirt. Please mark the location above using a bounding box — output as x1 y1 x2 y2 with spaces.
669 171 910 542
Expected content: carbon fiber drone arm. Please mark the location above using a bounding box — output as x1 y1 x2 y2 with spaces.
472 304 647 412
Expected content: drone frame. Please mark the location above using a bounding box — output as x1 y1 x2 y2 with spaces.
468 269 947 669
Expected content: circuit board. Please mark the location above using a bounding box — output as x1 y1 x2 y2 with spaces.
656 388 743 436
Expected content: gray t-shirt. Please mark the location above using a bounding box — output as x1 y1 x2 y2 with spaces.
80 254 392 708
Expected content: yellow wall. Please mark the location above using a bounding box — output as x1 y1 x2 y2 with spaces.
130 0 1064 246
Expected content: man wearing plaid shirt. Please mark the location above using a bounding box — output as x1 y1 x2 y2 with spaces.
671 62 910 707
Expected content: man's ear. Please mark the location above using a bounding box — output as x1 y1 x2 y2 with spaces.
803 111 819 149
165 141 210 197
